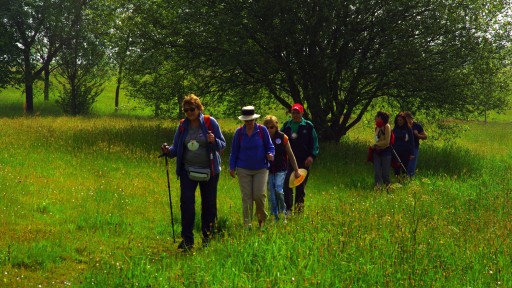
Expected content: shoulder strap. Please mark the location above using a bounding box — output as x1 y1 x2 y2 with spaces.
204 115 211 131
257 124 264 140
179 119 185 132
236 126 242 143
279 131 287 145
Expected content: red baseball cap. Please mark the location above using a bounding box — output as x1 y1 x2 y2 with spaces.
291 103 304 113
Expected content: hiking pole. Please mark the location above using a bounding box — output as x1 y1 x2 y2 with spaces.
159 154 176 243
391 146 408 172
207 136 217 236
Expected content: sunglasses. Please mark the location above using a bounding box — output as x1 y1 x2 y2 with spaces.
266 126 276 129
183 107 196 113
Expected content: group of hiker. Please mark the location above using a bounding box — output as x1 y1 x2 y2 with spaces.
161 94 319 251
370 111 427 190
160 94 426 250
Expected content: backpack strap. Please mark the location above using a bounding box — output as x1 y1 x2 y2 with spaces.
204 115 211 131
179 119 185 133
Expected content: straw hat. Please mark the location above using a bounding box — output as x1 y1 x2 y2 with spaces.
238 106 260 121
289 168 308 188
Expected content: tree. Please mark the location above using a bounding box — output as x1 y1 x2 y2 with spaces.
114 0 194 118
157 0 511 141
0 0 76 113
89 0 134 113
56 0 109 115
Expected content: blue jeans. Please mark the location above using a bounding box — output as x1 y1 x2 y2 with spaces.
267 171 287 221
373 151 391 187
407 147 419 177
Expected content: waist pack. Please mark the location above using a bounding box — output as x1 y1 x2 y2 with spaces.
187 166 211 182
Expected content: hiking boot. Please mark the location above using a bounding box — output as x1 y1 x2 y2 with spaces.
177 240 193 251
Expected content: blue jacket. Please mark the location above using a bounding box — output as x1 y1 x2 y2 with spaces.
166 113 226 178
229 124 275 171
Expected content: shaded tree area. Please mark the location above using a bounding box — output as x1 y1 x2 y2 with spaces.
140 0 511 141
55 0 109 115
0 0 77 113
1 0 511 134
0 23 19 89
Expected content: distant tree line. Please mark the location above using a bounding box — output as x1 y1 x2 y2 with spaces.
1 0 511 140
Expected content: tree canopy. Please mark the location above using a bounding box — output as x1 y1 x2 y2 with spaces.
139 0 511 140
1 0 511 138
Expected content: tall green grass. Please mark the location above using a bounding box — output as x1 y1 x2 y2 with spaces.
0 111 510 287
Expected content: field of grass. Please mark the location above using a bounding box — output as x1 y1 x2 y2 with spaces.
1 86 511 287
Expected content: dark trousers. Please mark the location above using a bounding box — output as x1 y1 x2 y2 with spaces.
283 165 310 213
393 150 410 176
179 168 219 245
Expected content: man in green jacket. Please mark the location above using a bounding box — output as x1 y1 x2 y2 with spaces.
281 103 319 214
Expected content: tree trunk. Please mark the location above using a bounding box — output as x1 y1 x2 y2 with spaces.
115 79 121 112
44 65 50 101
115 64 122 112
25 82 34 114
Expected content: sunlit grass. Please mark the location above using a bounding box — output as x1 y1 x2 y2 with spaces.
0 113 511 286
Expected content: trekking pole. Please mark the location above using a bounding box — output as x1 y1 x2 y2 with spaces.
159 154 176 243
207 136 217 236
391 146 408 172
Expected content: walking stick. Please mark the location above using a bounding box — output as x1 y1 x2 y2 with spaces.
160 154 176 243
391 146 408 172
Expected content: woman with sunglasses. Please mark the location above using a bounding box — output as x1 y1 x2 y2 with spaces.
161 94 226 251
263 115 301 222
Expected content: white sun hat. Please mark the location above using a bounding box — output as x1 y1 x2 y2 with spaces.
238 106 260 121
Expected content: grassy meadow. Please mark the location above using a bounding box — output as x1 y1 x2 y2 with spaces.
0 88 511 287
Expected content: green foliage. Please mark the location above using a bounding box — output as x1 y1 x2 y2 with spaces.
0 23 18 89
135 0 512 141
54 1 109 115
2 0 512 131
0 0 80 113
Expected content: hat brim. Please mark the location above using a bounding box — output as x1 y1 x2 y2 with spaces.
238 114 260 121
289 168 308 188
